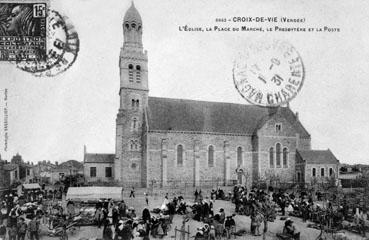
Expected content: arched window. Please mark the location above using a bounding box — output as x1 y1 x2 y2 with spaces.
321 168 325 177
134 140 138 150
276 143 281 167
125 23 129 30
136 65 141 83
208 145 214 167
129 140 135 151
329 168 334 177
129 140 139 151
269 147 274 168
283 147 288 168
312 168 316 177
237 147 242 167
132 118 138 130
131 23 136 29
128 64 134 82
177 145 183 167
131 99 139 110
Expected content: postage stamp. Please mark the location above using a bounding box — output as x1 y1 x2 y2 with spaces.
0 0 48 61
233 39 305 107
16 9 79 77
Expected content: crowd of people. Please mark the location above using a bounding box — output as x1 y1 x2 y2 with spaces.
94 189 239 240
0 190 59 240
98 194 188 240
0 184 367 240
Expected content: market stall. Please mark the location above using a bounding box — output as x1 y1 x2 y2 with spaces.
66 186 123 202
64 187 123 226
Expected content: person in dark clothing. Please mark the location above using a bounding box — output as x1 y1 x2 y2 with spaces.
0 221 7 240
129 187 135 198
280 199 286 216
142 208 151 223
28 217 40 240
112 206 119 228
225 216 236 239
219 208 225 224
119 201 127 218
17 217 27 240
194 189 199 202
103 219 113 240
142 222 150 240
202 201 210 220
121 220 134 240
115 220 125 240
144 193 149 206
167 202 176 223
283 219 300 240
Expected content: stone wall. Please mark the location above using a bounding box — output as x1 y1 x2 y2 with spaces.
304 163 339 184
146 132 254 187
84 162 114 183
115 108 145 187
256 113 303 183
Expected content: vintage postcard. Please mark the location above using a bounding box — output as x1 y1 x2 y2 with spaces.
0 0 368 240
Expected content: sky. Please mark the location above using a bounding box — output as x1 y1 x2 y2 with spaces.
0 0 369 165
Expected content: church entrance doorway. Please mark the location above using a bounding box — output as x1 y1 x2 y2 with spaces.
238 174 242 185
236 168 243 185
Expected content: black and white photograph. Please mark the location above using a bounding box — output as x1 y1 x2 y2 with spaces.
0 0 369 239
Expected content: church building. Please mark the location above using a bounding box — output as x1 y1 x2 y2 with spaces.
84 3 339 188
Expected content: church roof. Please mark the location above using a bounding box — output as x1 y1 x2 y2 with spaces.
147 97 310 137
123 2 142 24
297 149 339 164
84 153 115 164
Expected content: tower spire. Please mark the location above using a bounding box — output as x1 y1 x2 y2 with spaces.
123 1 142 48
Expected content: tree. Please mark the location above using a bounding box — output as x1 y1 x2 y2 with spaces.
264 170 279 189
258 197 277 240
253 174 267 189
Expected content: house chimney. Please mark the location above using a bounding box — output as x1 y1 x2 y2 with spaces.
295 111 299 120
55 161 58 166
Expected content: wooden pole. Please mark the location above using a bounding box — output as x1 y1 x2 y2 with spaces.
187 225 190 240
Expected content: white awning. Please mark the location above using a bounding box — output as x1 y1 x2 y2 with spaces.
22 183 41 190
66 187 123 201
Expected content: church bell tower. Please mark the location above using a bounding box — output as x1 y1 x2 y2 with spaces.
115 2 148 185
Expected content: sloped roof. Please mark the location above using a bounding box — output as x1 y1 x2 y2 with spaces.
84 154 115 163
58 160 83 170
3 163 18 171
297 149 339 164
147 97 310 137
123 2 142 24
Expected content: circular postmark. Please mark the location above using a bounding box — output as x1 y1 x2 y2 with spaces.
16 9 79 77
233 39 304 107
